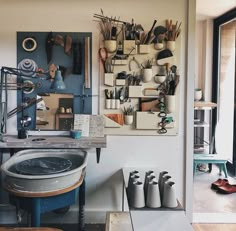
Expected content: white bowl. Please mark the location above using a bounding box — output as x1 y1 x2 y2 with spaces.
154 75 166 83
1 149 88 192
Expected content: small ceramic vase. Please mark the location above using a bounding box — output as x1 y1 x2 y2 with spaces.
130 181 145 208
160 174 171 201
162 181 178 208
146 181 161 208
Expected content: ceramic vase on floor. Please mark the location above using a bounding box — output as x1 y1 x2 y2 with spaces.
130 181 145 208
146 180 161 208
162 181 178 208
159 174 172 201
144 171 156 196
127 171 140 201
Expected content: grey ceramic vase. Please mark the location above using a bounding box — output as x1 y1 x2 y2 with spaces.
127 171 140 203
130 181 145 208
160 174 172 201
144 171 156 196
146 180 161 208
162 181 178 208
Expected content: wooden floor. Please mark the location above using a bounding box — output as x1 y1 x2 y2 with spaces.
192 224 236 231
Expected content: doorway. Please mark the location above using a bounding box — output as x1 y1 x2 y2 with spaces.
193 8 236 223
212 8 236 174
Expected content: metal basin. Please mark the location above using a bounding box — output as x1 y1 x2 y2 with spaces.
1 149 88 192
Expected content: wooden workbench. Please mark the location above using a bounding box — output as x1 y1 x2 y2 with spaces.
0 135 107 163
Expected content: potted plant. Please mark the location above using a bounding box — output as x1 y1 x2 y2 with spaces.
123 106 134 125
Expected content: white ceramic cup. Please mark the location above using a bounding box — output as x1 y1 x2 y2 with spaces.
143 68 153 83
124 115 133 125
105 99 111 109
154 75 166 84
166 95 176 113
194 89 202 101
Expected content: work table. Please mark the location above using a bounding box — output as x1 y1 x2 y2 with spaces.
0 135 107 163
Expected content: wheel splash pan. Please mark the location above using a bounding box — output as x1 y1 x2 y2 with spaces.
1 149 88 192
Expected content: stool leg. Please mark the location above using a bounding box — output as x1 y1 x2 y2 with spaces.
218 164 222 176
223 163 228 178
31 198 41 227
79 179 85 231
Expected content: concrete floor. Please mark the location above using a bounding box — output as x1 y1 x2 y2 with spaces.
193 164 236 223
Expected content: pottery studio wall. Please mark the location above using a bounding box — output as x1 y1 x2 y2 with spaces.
0 0 195 224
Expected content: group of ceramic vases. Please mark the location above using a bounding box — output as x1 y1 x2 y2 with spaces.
127 170 178 209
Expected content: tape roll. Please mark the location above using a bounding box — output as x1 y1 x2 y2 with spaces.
22 37 37 52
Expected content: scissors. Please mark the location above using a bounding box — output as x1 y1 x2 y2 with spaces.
98 47 110 73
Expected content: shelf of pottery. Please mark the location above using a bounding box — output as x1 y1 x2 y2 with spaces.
94 12 182 135
122 168 183 210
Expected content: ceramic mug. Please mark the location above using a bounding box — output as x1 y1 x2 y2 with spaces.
194 89 202 101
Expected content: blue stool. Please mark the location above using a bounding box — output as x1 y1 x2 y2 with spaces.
193 154 228 178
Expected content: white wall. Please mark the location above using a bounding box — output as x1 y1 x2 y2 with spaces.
0 0 195 224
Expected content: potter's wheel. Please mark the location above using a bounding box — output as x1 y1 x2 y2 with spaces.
15 157 72 175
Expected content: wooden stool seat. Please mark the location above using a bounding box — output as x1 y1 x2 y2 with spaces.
193 154 228 178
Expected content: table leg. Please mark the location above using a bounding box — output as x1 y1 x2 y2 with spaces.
79 179 85 231
96 148 101 163
31 198 41 227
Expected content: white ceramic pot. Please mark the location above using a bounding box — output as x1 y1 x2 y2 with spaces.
115 99 120 109
124 115 134 125
146 181 161 208
194 89 202 101
154 43 164 50
154 75 166 84
162 181 178 208
130 181 145 208
111 99 116 109
105 99 111 109
143 68 153 83
167 41 175 52
104 40 117 53
166 95 176 113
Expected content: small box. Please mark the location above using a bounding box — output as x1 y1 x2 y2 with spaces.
138 44 150 54
116 79 126 86
104 73 114 86
128 86 142 98
123 40 137 55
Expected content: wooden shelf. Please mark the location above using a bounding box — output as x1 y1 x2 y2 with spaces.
194 101 217 109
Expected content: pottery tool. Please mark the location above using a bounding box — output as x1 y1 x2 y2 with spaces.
7 97 43 119
84 37 90 89
143 20 157 44
46 32 54 64
73 42 82 74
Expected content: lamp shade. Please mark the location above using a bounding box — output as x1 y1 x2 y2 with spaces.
50 70 66 90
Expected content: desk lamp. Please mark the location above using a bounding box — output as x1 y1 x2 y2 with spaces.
0 66 66 140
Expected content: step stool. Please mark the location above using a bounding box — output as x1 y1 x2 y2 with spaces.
193 154 228 178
